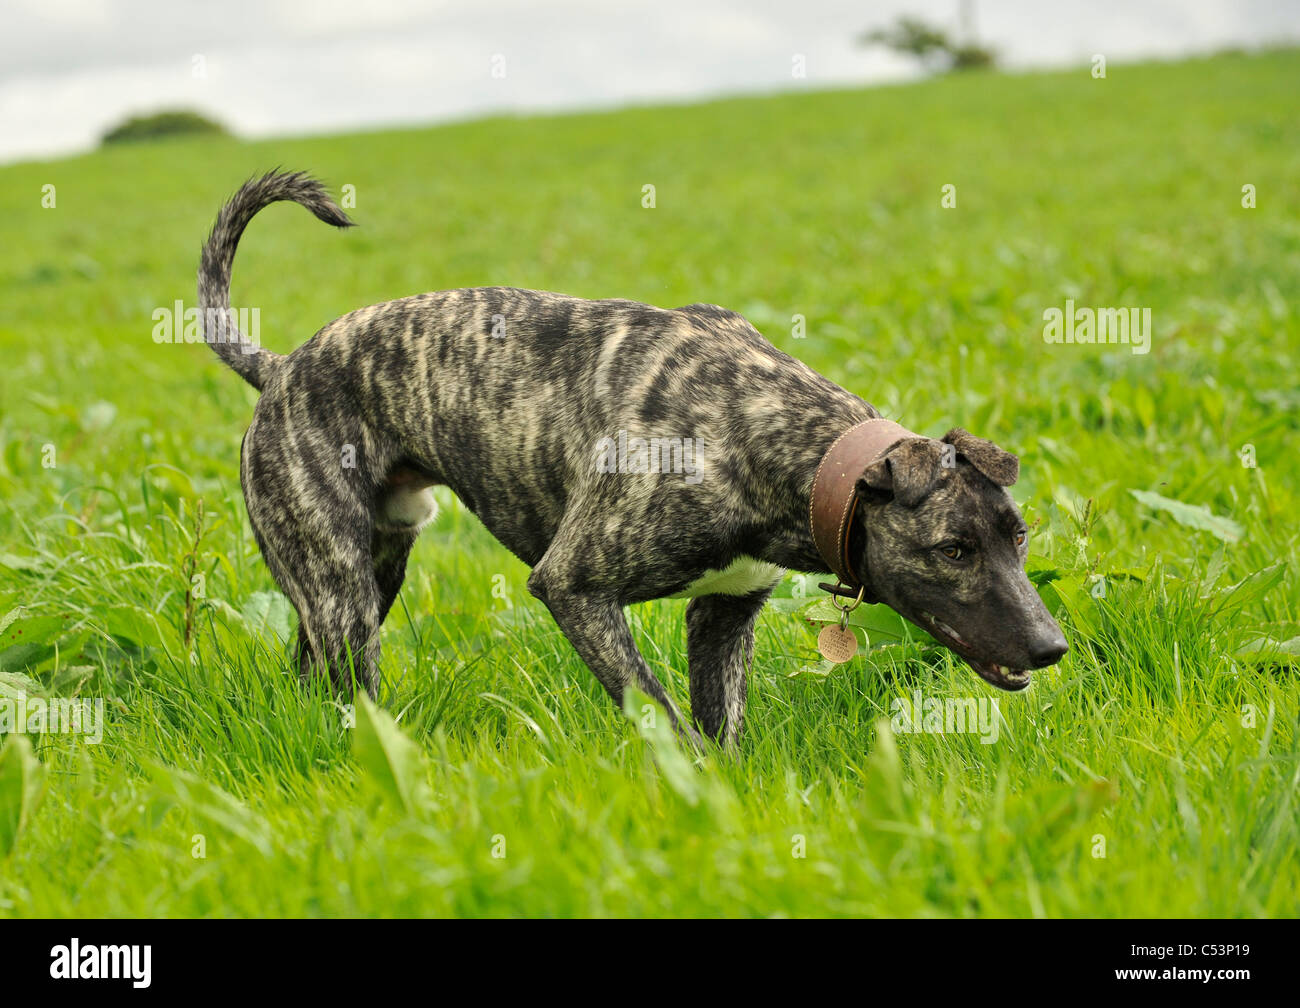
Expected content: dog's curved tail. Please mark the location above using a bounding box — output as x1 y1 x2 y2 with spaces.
198 170 354 391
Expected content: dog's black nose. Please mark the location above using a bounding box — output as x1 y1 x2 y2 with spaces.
1027 630 1069 668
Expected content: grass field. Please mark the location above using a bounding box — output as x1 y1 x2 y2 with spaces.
1 49 1298 918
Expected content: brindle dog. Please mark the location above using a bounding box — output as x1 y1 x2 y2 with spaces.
199 171 1067 746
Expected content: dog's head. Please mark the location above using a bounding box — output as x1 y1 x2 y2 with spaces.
851 428 1067 691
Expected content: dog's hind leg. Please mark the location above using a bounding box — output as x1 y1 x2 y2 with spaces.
372 526 419 624
241 418 386 699
686 589 771 747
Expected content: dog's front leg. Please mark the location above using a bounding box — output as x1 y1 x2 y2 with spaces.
527 568 702 747
686 589 771 748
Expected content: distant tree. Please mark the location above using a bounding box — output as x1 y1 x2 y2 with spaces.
101 110 229 147
858 17 952 72
949 44 996 71
857 14 997 74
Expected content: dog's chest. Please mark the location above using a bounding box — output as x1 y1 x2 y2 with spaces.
670 556 784 599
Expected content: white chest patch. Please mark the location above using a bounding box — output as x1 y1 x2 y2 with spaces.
670 556 785 600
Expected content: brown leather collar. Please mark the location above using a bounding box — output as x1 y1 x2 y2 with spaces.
808 418 918 595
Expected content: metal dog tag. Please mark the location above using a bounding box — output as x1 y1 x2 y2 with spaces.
817 624 857 664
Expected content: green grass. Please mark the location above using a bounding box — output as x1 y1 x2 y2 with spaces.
2 49 1298 917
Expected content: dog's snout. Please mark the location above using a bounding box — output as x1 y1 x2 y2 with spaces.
1027 629 1068 668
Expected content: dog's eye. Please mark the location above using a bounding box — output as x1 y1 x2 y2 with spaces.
940 545 963 560
1015 529 1027 548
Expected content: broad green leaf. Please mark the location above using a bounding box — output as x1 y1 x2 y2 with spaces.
0 554 48 574
147 762 271 856
1026 564 1066 586
1130 489 1243 542
1209 562 1286 614
789 658 838 678
353 694 432 817
623 688 699 806
0 669 41 701
239 590 293 644
1038 575 1098 636
1235 636 1300 667
0 614 76 675
0 734 46 859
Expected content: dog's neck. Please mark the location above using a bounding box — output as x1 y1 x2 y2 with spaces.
730 381 885 575
807 417 917 588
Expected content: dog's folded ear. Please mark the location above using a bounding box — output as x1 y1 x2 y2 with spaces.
941 428 1019 486
856 437 941 507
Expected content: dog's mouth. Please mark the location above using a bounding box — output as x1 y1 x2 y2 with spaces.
918 612 1032 692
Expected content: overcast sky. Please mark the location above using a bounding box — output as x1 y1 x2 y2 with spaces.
4 0 1297 164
